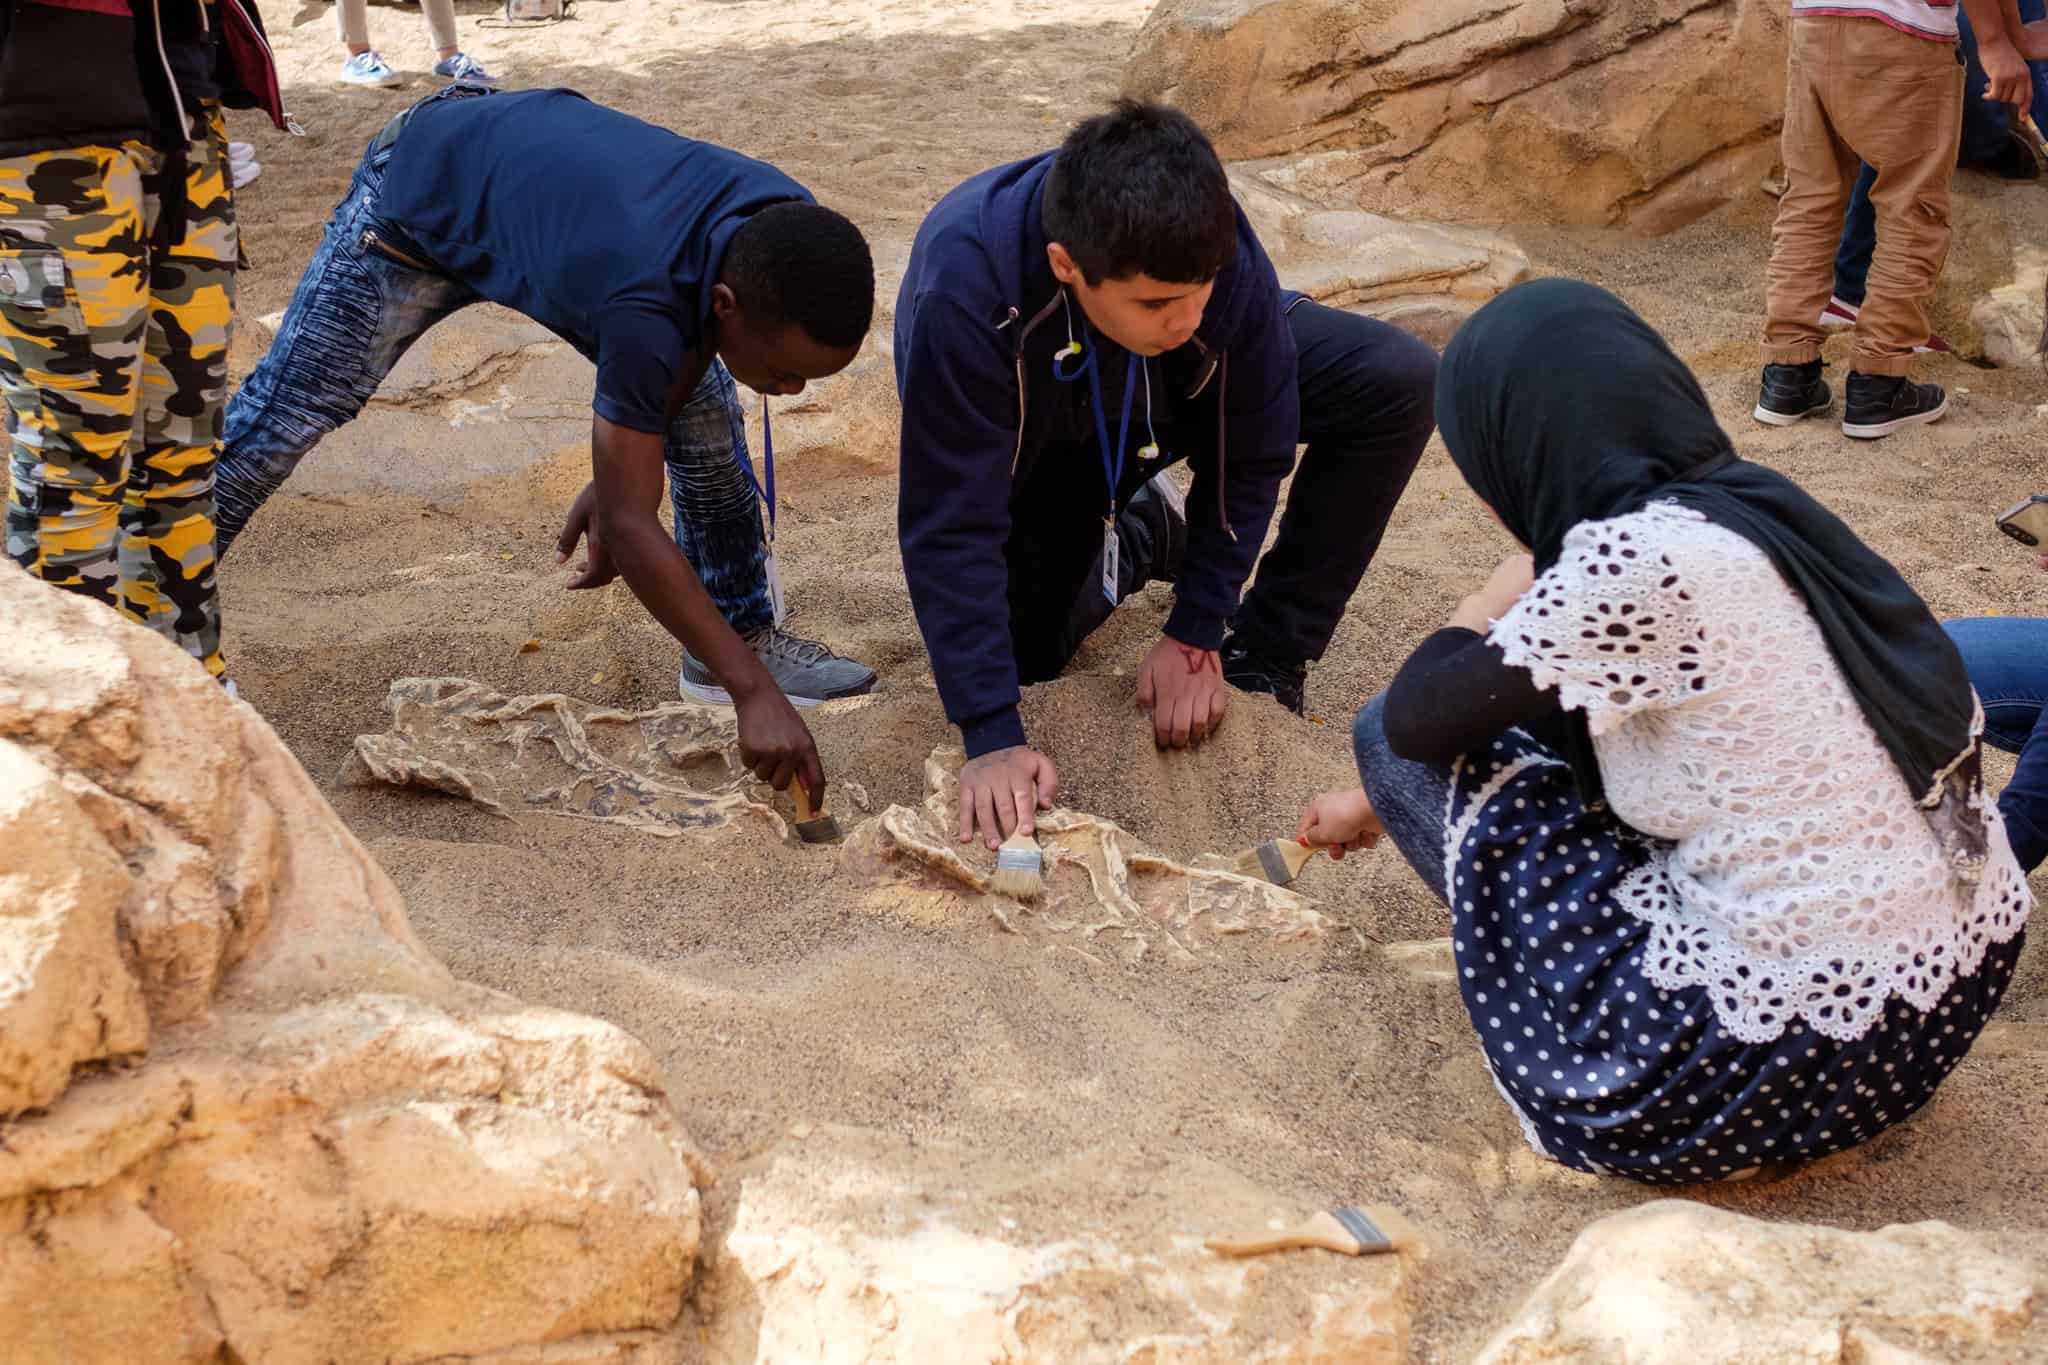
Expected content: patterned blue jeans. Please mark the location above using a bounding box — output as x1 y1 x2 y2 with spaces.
215 100 772 634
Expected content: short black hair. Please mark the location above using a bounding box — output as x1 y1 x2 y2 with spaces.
1041 100 1237 286
722 202 875 349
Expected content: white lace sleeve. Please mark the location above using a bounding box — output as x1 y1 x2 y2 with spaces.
1487 506 1715 736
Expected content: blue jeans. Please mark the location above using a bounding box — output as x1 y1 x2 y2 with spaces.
1946 616 2048 874
1835 3 2048 305
1351 693 1454 903
216 98 773 635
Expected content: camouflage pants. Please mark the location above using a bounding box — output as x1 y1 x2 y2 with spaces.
0 108 237 678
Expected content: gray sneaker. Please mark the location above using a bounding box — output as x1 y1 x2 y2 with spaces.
679 627 877 707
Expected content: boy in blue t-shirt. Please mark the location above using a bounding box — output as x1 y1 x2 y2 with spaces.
217 86 877 800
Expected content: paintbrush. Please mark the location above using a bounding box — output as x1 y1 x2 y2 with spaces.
791 780 842 844
1204 1204 1418 1259
989 830 1043 899
1231 836 1325 886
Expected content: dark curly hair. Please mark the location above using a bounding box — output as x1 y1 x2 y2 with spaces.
721 202 874 348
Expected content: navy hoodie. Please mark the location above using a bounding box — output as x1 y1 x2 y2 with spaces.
894 153 1300 758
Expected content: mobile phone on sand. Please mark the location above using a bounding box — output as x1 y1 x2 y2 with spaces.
1996 494 2048 548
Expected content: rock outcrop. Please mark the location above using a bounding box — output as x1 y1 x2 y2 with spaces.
0 565 706 1364
693 1127 1414 1364
1125 0 1788 234
1476 1201 2040 1364
1230 168 1528 346
1973 248 2047 370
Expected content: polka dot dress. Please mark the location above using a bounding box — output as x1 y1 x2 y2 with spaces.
1449 731 2024 1184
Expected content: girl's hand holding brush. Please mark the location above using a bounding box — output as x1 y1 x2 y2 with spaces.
1295 789 1384 860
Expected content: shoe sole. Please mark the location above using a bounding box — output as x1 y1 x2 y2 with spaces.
1752 399 1830 427
1842 394 1950 440
678 673 875 708
340 74 406 87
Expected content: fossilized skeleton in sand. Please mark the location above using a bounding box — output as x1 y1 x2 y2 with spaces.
350 678 1330 962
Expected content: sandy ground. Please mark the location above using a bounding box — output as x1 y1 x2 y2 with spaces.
212 1 2048 1358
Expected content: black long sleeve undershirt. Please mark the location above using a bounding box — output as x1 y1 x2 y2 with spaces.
1382 627 1569 766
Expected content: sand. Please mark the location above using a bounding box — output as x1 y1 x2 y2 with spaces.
216 1 2048 1358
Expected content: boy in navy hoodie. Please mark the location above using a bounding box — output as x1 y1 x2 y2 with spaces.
896 102 1436 850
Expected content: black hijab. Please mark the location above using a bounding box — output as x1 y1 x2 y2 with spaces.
1436 279 1984 865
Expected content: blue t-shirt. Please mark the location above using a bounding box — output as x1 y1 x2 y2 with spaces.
375 88 812 433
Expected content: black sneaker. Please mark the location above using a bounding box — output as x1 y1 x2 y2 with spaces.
1220 637 1307 716
1841 371 1948 440
1753 360 1831 427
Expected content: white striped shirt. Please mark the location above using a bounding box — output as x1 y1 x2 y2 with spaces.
1791 0 1959 41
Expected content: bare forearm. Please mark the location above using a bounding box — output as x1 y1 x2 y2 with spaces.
607 516 774 702
590 414 775 704
1963 0 2019 49
2022 14 2048 61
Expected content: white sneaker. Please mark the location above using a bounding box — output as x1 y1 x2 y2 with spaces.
339 50 403 87
228 140 256 166
231 158 261 190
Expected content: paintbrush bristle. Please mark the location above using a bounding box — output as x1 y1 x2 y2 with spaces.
1231 838 1321 885
989 831 1043 899
1328 1204 1416 1255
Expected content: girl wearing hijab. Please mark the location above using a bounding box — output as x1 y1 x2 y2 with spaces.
1299 280 2031 1184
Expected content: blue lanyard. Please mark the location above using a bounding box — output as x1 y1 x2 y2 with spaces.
1053 335 1138 519
730 396 777 543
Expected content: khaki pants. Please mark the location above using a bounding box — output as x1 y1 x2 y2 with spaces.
337 0 458 54
1764 17 1963 377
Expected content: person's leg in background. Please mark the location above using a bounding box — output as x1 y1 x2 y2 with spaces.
1945 616 2048 873
336 0 403 87
1827 162 1879 320
1 142 155 636
1824 165 1953 352
1352 693 1454 903
215 134 478 555
1840 18 1964 436
667 361 773 639
667 359 877 705
1223 298 1436 713
1759 18 1862 426
123 106 238 680
421 0 497 83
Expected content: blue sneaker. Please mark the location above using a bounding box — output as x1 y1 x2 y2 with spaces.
433 52 498 84
339 50 403 87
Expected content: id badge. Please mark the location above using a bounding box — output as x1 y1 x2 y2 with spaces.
1100 518 1119 605
765 549 788 627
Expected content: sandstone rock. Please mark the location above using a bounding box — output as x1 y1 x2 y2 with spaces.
1475 1201 2038 1364
696 1127 1412 1364
1127 0 1788 234
0 741 148 1114
1231 169 1529 343
257 304 594 502
1972 249 2047 369
0 565 706 1363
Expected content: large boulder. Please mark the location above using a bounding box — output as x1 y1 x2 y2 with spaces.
0 564 706 1364
1476 1201 2039 1363
1125 0 1788 234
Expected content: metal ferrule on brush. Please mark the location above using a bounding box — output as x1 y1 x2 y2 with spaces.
995 846 1041 872
1256 842 1293 884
